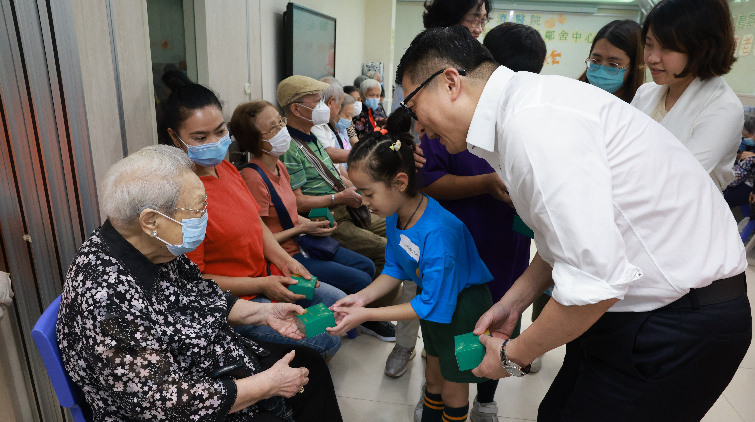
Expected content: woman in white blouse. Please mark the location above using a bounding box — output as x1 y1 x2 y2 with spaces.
631 0 742 191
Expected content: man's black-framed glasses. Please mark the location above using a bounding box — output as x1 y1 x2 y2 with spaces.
399 68 467 120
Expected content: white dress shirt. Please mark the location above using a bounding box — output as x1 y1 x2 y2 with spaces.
467 66 746 312
631 77 743 190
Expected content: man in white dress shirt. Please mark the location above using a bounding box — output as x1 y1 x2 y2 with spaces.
397 26 751 421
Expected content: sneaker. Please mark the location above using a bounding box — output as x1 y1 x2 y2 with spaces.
384 345 415 377
470 397 499 422
528 355 542 373
360 321 396 342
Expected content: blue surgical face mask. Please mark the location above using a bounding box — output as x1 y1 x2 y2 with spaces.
153 211 208 256
365 97 380 111
178 133 232 167
743 136 755 147
586 66 627 94
335 117 351 131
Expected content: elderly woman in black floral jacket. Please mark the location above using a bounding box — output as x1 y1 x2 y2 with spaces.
57 145 342 422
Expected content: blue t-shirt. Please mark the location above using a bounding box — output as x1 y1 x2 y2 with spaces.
382 196 493 323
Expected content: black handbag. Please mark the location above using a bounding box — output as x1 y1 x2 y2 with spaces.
243 162 340 261
290 134 372 229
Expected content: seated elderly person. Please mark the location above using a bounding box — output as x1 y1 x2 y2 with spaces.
353 78 387 141
278 75 399 341
311 77 349 164
57 145 342 421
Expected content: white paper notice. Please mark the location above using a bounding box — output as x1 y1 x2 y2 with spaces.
399 234 420 262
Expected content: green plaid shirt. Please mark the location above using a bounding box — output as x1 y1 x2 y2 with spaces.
281 127 341 196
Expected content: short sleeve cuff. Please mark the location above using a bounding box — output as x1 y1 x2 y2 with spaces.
410 297 453 324
550 261 641 306
380 265 410 283
216 379 238 420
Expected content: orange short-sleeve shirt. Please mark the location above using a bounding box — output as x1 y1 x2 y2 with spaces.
186 160 267 278
240 158 301 257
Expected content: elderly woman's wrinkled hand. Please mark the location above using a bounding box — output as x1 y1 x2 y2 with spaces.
266 303 306 340
262 350 309 398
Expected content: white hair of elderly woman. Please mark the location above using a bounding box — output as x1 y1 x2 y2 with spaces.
101 145 195 225
340 92 355 111
359 78 381 96
320 76 344 105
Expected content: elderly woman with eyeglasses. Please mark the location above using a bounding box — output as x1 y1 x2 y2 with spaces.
57 145 342 422
229 100 376 298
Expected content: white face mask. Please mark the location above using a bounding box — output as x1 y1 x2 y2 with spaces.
298 101 330 126
263 127 291 157
352 101 363 117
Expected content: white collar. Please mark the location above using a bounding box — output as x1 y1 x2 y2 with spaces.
466 66 516 152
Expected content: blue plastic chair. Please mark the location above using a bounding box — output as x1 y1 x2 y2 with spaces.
31 295 91 422
740 205 755 244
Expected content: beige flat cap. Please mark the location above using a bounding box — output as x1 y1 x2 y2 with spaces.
277 75 329 107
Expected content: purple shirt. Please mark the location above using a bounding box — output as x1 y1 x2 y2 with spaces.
418 135 531 302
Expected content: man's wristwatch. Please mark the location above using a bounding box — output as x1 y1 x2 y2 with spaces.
500 339 531 377
331 194 336 206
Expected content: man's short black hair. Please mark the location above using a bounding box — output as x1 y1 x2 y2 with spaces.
483 23 547 73
396 25 497 86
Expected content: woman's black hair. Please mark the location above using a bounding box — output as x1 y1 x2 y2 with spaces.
642 0 736 80
577 20 645 103
343 85 359 96
158 70 223 145
423 0 491 29
348 108 418 196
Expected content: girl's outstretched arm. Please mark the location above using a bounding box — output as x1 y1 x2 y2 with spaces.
327 303 418 336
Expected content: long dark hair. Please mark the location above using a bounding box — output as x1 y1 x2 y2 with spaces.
158 70 223 145
348 108 418 196
577 20 645 103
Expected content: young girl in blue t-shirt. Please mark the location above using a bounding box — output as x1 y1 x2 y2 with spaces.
327 117 494 422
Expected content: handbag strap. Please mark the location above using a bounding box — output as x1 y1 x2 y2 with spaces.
328 123 344 149
242 162 296 231
289 133 346 192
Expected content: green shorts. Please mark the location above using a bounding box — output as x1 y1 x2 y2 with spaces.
419 283 494 384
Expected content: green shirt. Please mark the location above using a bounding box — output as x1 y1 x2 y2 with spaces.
282 127 342 196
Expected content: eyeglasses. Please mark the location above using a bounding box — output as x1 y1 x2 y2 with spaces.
400 68 467 121
261 117 287 136
463 14 491 29
585 59 629 75
176 196 208 216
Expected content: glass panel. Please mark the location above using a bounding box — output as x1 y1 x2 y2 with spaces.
147 0 198 124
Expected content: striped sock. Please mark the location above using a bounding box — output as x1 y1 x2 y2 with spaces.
442 402 469 422
421 390 444 422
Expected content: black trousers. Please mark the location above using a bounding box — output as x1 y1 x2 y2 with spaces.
255 341 343 422
538 294 752 422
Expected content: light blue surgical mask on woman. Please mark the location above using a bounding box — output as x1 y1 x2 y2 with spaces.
586 66 627 94
153 211 208 256
742 136 755 147
178 133 232 167
365 97 380 111
335 117 351 131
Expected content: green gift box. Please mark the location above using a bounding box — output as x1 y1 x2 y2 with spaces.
296 303 336 338
308 207 335 228
454 331 488 371
512 214 534 239
288 274 316 300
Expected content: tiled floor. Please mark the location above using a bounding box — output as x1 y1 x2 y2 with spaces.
329 265 755 421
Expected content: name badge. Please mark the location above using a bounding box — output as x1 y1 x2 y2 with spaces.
399 234 420 262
